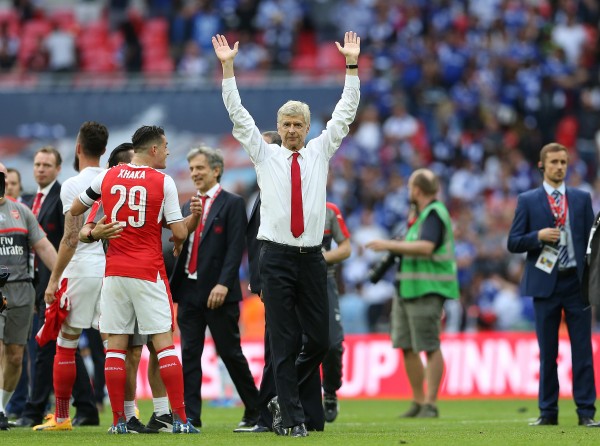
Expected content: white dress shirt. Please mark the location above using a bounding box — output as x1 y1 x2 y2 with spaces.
223 75 360 247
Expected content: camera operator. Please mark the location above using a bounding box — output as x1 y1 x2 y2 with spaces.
0 163 57 430
366 168 458 420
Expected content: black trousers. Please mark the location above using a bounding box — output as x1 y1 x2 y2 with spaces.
322 275 344 395
260 244 329 428
21 301 98 422
177 289 259 423
257 325 325 431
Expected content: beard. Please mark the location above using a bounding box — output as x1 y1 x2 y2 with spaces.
73 155 79 172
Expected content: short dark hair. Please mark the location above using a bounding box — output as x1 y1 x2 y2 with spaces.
35 145 62 167
262 131 282 146
132 126 165 153
6 167 21 184
78 121 109 158
539 142 568 165
107 143 134 168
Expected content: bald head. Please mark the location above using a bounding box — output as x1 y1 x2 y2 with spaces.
409 168 439 197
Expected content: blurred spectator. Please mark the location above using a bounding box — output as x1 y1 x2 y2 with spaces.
44 22 77 72
118 19 142 72
177 40 210 78
0 21 19 71
26 35 48 72
255 0 302 69
5 168 24 202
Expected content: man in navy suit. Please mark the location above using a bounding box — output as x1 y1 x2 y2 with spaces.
170 145 259 429
508 142 597 427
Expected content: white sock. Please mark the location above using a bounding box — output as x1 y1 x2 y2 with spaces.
124 400 136 421
0 390 14 412
153 397 169 416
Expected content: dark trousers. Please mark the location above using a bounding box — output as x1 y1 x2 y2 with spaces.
21 302 98 423
322 275 344 395
533 272 596 418
257 325 325 431
83 328 106 407
177 291 259 423
260 245 329 428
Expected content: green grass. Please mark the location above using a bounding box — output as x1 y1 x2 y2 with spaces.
2 399 600 445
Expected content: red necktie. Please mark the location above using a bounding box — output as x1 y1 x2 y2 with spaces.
31 192 43 217
188 195 208 275
290 152 304 238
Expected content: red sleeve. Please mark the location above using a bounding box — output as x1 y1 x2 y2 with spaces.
326 202 350 238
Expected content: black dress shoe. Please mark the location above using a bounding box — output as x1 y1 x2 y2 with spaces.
290 423 308 438
72 416 100 426
233 424 271 433
238 409 260 428
14 417 41 427
529 417 558 426
579 416 600 427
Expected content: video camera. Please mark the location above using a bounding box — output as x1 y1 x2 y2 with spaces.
368 221 409 284
0 265 10 312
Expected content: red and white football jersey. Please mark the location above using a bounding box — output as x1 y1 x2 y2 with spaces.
84 164 183 281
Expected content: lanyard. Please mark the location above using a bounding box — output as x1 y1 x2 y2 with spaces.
199 185 222 232
547 192 567 228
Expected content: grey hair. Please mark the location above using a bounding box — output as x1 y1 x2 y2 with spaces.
187 145 225 182
277 100 311 126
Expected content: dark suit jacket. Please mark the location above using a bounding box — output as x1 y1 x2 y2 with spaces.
507 185 593 298
25 181 64 304
170 189 247 305
246 196 261 295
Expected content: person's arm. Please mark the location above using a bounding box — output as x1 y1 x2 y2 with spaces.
168 221 187 257
70 196 89 216
313 32 361 159
507 194 557 253
367 238 435 257
213 34 270 165
44 211 84 304
163 175 186 257
183 195 202 234
78 216 123 243
324 238 351 264
31 236 57 272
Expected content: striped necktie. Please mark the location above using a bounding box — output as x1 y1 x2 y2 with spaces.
552 190 569 268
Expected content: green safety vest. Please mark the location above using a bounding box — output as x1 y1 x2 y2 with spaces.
398 201 459 300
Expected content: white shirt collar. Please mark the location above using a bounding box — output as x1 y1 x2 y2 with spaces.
543 181 565 196
200 183 220 199
38 179 57 196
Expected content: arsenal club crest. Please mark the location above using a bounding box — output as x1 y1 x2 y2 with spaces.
10 210 20 220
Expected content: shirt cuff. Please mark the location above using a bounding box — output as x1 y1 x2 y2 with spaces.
345 74 360 87
222 77 237 92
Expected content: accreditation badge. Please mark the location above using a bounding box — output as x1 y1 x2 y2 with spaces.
535 245 559 274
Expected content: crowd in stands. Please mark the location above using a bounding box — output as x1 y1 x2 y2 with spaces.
2 0 600 333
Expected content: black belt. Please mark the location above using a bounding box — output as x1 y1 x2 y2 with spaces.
263 241 322 254
557 268 577 278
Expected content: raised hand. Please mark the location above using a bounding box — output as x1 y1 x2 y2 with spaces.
335 31 361 63
212 34 239 64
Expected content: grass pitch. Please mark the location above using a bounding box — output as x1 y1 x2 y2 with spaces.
2 399 599 445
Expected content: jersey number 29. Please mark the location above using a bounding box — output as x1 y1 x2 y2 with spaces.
110 185 147 227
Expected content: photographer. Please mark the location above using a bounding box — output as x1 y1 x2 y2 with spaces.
366 168 458 419
0 163 57 430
